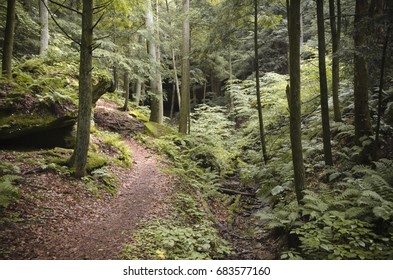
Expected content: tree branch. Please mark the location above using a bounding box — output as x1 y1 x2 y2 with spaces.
48 0 82 15
42 0 81 46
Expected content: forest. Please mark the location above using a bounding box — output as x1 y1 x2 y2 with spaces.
0 0 393 260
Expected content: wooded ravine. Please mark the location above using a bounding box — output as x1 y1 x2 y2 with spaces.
1 0 393 260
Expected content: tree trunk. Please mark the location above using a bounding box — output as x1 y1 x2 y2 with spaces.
329 0 342 122
172 49 181 111
288 0 305 204
135 78 142 105
354 0 373 142
113 66 119 90
179 0 190 134
254 0 268 164
70 0 94 178
147 0 163 124
375 26 390 148
203 82 207 104
2 0 16 79
170 83 175 119
40 0 49 55
123 72 130 111
317 0 333 166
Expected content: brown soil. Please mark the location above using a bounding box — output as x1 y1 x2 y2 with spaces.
0 99 173 259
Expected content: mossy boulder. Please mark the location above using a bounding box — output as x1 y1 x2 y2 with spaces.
130 110 149 122
0 79 78 147
144 121 175 138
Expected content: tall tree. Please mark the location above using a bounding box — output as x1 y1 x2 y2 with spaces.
254 0 268 164
353 0 373 142
40 0 49 55
2 0 16 79
123 72 130 111
69 0 94 178
287 0 305 204
179 0 190 134
146 0 163 124
317 0 333 166
329 0 342 122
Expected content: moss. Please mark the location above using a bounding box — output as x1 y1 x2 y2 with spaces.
0 114 76 141
130 110 149 122
86 151 108 173
144 121 175 138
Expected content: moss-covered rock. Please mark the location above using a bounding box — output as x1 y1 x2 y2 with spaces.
144 121 175 138
130 110 149 122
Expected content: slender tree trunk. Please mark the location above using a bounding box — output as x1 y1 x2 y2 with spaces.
375 26 390 147
166 2 181 112
113 66 119 90
329 0 342 122
170 83 175 119
172 50 181 110
70 0 94 178
203 82 207 104
229 45 235 112
254 0 268 164
317 0 333 166
288 0 305 204
2 0 16 79
179 0 190 134
40 0 49 55
354 0 373 142
135 78 142 105
123 72 130 111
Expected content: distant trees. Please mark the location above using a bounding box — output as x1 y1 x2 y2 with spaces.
2 0 16 79
329 0 342 122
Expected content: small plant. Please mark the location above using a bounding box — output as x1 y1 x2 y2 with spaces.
0 175 21 209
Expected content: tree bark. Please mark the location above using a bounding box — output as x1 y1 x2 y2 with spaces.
317 0 333 166
40 0 49 55
354 0 373 142
288 0 305 204
172 49 181 111
135 78 142 105
329 0 342 122
179 0 190 134
70 0 94 178
123 72 130 111
254 0 268 164
147 0 163 124
2 0 16 79
375 26 390 148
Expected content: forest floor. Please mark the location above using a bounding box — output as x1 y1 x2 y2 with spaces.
0 99 280 260
0 99 173 259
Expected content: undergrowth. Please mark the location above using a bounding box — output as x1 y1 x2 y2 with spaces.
122 188 232 260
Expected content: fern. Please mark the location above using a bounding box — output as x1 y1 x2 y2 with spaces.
0 175 21 208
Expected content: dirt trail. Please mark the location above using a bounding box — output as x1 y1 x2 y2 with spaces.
0 100 172 259
50 139 172 259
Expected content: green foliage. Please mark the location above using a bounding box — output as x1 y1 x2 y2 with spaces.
94 129 133 168
122 191 232 260
0 175 21 209
258 159 393 259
